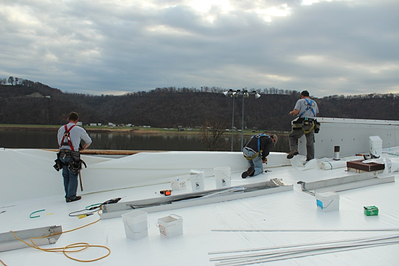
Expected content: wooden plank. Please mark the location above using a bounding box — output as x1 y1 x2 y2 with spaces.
346 160 385 172
43 149 164 155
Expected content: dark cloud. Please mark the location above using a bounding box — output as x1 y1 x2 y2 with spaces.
0 0 398 97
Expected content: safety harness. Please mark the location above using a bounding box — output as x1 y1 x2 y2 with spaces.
59 124 76 151
54 124 87 173
299 98 316 118
244 134 269 160
297 98 317 134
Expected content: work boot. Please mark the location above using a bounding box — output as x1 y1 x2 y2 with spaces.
286 150 299 159
303 158 313 165
66 196 82 203
306 158 312 162
241 167 255 178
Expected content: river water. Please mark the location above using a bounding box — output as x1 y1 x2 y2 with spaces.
0 130 289 152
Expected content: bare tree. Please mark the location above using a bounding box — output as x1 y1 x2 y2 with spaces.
200 119 228 151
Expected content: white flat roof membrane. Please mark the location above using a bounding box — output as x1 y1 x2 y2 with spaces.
1 118 399 265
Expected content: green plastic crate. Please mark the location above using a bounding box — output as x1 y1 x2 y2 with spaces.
364 206 379 216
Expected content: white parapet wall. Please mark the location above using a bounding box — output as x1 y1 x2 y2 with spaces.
0 149 289 204
3 117 398 205
300 117 399 158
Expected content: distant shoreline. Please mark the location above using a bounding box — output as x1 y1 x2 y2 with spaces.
0 124 190 135
0 124 286 136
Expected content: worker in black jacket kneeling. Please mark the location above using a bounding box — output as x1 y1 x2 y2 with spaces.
241 133 278 178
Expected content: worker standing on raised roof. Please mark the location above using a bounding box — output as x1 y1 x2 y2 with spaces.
287 90 319 162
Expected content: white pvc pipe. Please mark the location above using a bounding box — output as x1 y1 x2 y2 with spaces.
210 235 399 265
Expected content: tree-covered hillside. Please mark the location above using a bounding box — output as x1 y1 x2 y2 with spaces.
1 80 398 132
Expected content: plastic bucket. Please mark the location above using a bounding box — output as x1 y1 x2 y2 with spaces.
214 166 231 189
158 214 183 238
316 191 340 212
171 178 187 191
190 170 204 192
122 210 148 240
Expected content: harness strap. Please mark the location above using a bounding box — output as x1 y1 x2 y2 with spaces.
302 119 316 134
299 98 316 118
243 147 259 160
257 134 268 157
59 124 76 151
244 134 269 159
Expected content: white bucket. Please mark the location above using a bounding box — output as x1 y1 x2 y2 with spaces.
171 178 187 191
190 170 204 192
158 214 183 238
316 191 340 212
122 210 148 240
214 166 231 189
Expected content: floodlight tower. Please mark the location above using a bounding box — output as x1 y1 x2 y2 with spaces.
223 89 261 151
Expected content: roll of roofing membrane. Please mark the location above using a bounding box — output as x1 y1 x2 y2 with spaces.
319 160 347 170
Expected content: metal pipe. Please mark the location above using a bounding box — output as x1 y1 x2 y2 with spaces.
210 234 399 265
334 145 340 160
241 93 245 150
231 96 235 151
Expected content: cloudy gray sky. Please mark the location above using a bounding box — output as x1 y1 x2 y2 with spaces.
1 0 398 97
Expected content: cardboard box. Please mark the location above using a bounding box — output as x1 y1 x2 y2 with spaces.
347 160 385 172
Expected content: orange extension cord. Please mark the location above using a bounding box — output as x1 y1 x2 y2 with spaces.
2 211 110 265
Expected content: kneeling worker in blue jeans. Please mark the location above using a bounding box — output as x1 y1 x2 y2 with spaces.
242 134 278 178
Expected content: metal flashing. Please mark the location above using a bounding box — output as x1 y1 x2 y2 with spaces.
0 225 62 252
298 172 395 195
101 179 292 219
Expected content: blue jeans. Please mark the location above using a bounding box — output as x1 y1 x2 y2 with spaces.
243 147 263 176
60 157 79 199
